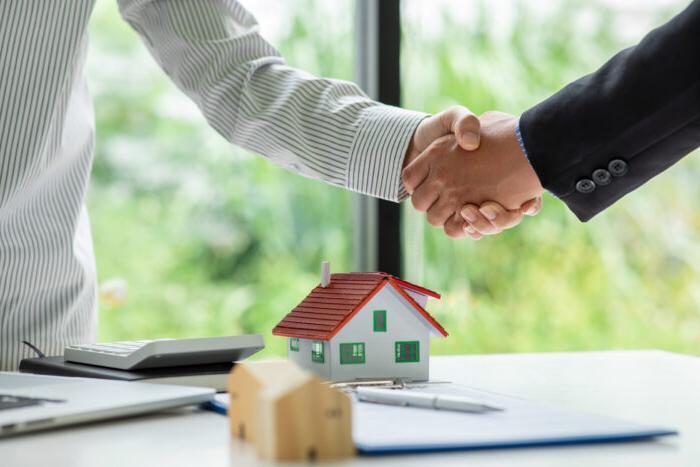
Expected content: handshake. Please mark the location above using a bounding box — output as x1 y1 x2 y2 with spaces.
403 107 544 240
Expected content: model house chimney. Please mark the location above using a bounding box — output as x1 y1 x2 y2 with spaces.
321 261 331 287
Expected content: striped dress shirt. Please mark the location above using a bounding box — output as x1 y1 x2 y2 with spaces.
0 0 426 370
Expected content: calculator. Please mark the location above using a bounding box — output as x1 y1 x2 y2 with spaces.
64 334 264 370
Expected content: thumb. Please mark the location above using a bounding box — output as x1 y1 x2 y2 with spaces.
413 106 480 154
442 106 480 151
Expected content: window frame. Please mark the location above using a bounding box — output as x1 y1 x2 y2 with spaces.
311 340 325 363
373 309 387 332
289 337 299 352
339 342 366 364
352 0 403 276
395 340 420 363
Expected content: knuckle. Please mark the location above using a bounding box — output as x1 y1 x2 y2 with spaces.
427 213 443 227
461 112 478 125
444 192 460 209
444 222 464 239
411 195 425 212
432 167 448 186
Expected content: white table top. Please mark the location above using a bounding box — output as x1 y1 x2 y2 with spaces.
1 350 698 467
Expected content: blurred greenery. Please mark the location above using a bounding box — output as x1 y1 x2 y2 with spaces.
88 0 700 358
402 0 700 355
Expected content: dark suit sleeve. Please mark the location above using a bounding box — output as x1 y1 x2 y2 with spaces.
519 0 700 222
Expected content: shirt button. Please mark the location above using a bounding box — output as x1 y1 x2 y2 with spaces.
575 179 596 194
592 168 612 186
608 159 628 177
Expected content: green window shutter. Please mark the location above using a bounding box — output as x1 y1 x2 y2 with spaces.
289 338 299 352
395 341 420 363
311 341 325 363
339 342 366 364
373 310 387 332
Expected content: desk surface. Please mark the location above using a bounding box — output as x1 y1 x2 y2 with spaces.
1 350 698 467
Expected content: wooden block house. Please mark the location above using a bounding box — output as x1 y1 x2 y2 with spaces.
228 360 302 442
228 360 353 461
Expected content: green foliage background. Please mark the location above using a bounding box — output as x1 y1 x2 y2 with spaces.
88 0 700 358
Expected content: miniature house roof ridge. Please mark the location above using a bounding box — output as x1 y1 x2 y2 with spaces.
320 272 441 299
272 273 447 340
386 278 448 337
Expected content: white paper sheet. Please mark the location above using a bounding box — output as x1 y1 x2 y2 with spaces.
352 383 676 453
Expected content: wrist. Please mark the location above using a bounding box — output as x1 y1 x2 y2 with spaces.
403 137 418 169
496 116 543 208
512 118 543 195
514 117 543 192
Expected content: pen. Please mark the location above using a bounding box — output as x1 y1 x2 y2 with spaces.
200 399 228 416
355 387 503 414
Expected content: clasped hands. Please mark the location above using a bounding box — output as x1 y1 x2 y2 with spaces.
403 107 543 239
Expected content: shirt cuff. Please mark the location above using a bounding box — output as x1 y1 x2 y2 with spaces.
515 117 532 163
347 105 428 202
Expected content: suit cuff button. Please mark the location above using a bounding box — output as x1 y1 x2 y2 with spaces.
592 168 612 186
608 159 628 177
575 179 596 194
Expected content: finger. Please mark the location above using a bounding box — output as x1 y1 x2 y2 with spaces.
463 224 483 240
443 213 467 239
442 106 480 151
426 197 456 228
410 179 440 213
520 196 543 216
402 136 449 194
460 205 498 235
401 153 431 195
479 201 524 231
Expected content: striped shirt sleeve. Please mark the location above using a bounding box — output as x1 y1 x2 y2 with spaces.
117 0 427 202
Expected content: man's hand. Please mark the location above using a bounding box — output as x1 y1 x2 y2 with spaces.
460 197 542 240
403 106 481 169
402 111 543 237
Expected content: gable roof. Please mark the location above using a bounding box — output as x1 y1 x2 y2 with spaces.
272 272 447 341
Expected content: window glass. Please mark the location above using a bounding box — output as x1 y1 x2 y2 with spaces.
401 0 699 355
88 0 354 357
340 342 366 364
395 341 420 363
373 310 387 332
312 341 325 363
290 338 299 351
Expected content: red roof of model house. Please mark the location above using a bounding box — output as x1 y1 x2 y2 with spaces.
272 272 447 341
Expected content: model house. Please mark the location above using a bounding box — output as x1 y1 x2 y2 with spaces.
272 262 447 382
228 360 353 461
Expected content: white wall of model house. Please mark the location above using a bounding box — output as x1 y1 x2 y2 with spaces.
288 336 330 380
287 283 434 382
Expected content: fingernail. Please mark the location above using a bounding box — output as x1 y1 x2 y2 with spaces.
479 206 497 220
525 207 537 216
461 207 478 223
464 225 475 234
460 132 479 149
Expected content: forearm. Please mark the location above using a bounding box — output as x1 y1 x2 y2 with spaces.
118 0 426 201
519 0 700 221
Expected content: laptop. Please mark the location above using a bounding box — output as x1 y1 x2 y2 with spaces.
0 372 214 437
